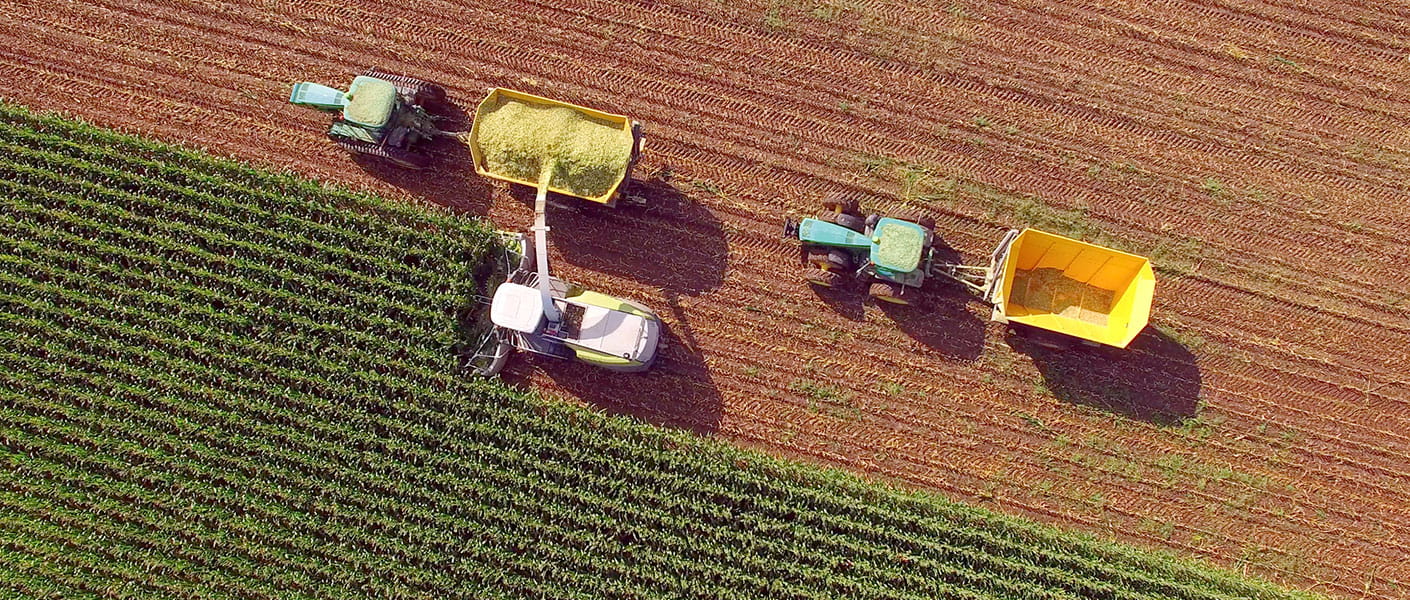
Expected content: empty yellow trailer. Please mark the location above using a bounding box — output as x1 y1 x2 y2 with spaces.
988 229 1155 348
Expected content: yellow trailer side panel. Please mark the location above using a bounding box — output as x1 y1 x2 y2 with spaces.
468 88 636 204
997 229 1155 348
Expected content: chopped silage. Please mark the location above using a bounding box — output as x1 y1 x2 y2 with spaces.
475 97 633 198
875 222 924 270
1008 267 1115 325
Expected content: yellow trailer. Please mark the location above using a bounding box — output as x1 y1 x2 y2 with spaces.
980 229 1155 348
467 88 644 206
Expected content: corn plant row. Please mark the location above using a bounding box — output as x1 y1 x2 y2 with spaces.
0 147 463 298
0 259 1291 600
0 103 1314 600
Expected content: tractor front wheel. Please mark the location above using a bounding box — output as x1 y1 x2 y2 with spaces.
868 281 910 305
804 267 842 288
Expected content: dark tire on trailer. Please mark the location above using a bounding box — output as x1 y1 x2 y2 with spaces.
822 194 862 218
1014 325 1074 351
868 281 910 305
804 267 842 288
825 212 866 233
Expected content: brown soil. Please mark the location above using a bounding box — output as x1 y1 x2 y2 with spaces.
4 0 1409 597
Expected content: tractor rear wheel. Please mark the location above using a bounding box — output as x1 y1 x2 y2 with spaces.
804 267 842 288
416 84 447 107
824 212 866 233
896 212 937 231
805 248 853 272
868 281 910 305
822 194 862 218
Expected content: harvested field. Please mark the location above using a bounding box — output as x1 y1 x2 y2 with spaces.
2 0 1408 597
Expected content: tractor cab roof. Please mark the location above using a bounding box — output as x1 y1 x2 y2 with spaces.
491 283 547 333
871 218 925 273
343 76 398 128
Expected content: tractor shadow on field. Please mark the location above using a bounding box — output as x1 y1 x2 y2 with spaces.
350 101 494 214
510 171 730 298
876 294 987 362
1010 327 1202 425
878 237 986 361
503 296 724 435
811 235 985 360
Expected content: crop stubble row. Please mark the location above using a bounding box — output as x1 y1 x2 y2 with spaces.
3 0 1409 597
11 0 1410 580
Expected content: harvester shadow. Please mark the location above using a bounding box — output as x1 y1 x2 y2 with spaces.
349 99 493 214
1010 328 1202 425
503 297 724 435
510 172 729 297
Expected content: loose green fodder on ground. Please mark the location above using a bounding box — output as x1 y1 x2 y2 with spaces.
475 95 632 198
0 102 1316 600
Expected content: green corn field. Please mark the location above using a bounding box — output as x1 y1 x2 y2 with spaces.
0 102 1315 600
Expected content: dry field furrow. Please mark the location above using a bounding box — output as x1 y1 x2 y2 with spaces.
5 0 1410 597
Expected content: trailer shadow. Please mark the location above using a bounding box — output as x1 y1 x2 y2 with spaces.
511 172 730 298
502 296 724 435
1010 327 1202 425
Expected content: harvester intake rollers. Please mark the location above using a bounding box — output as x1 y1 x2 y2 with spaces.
334 136 431 170
804 267 842 288
869 281 910 305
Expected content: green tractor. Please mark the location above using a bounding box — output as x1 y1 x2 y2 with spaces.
289 68 448 169
783 197 947 305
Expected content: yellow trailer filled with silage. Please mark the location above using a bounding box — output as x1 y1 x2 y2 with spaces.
468 88 643 206
991 229 1155 348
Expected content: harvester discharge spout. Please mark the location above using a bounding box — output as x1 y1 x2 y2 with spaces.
532 160 561 325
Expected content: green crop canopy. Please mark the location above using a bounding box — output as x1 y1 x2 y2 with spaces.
343 76 397 128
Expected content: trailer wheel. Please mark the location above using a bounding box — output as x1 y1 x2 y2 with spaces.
804 267 842 288
868 281 910 305
1014 325 1073 351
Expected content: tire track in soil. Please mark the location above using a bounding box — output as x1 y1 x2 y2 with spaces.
4 0 1410 597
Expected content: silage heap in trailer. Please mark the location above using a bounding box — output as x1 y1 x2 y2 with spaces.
469 88 635 202
995 229 1155 348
